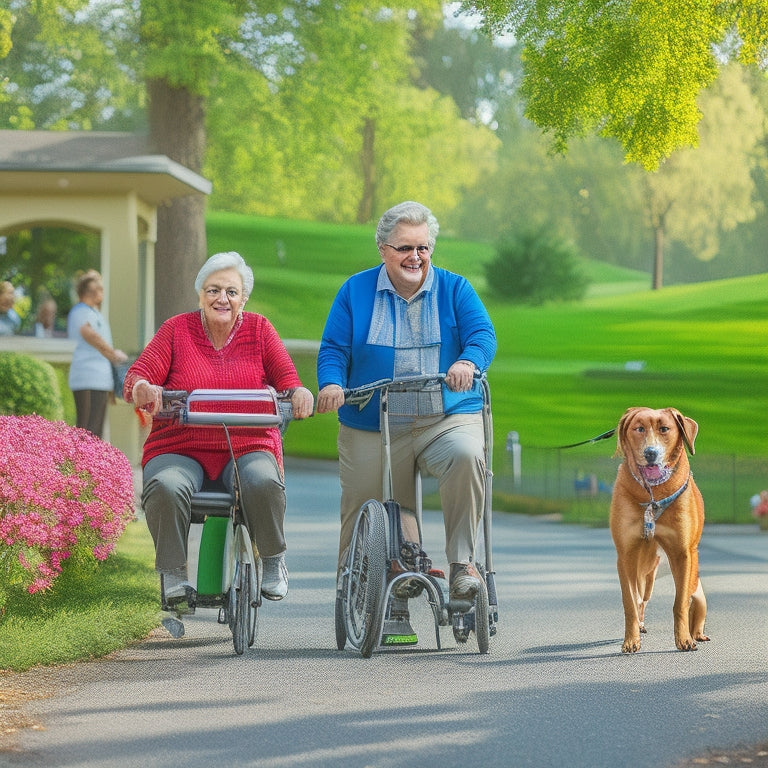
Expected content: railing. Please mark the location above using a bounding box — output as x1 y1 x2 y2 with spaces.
492 444 768 525
0 336 76 363
0 336 318 364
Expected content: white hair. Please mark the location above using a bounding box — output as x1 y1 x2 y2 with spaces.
194 252 254 298
375 201 439 249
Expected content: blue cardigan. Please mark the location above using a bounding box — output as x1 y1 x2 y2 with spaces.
317 265 496 432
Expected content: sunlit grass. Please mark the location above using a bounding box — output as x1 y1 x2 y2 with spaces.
0 521 158 672
209 211 766 460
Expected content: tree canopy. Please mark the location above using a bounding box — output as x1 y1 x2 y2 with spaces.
460 0 768 169
1 0 767 304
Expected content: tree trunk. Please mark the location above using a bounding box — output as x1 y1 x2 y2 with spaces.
147 78 207 326
652 223 664 290
356 117 376 224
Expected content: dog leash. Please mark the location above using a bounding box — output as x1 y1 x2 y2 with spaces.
554 428 616 450
639 473 691 540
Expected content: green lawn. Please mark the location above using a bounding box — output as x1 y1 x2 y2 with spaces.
0 521 158 672
208 210 768 463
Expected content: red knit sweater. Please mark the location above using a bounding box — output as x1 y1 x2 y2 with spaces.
123 312 303 479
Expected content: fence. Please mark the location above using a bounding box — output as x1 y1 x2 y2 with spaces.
492 439 768 525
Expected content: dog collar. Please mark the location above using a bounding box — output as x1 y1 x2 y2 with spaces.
639 473 691 540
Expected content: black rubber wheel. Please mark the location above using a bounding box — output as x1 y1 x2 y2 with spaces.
334 593 347 650
474 572 491 654
248 562 258 648
344 499 387 657
232 560 252 655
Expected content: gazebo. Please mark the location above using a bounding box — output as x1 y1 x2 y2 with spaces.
0 130 211 462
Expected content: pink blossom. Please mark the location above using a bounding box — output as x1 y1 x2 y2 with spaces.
0 415 135 596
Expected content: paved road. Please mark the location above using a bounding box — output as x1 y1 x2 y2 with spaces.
5 460 768 768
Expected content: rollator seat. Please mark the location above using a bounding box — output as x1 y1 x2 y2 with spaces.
190 479 233 524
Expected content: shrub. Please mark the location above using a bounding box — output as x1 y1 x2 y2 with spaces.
484 228 589 304
0 415 135 609
0 351 64 421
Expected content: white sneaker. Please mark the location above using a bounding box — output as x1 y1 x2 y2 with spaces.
261 553 288 600
161 567 196 613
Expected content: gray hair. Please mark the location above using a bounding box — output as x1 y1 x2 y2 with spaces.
194 251 254 298
375 201 439 250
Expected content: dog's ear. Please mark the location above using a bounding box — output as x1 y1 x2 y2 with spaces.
614 408 640 458
669 409 698 455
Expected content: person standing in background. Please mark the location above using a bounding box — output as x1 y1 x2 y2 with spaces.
67 270 127 437
34 297 58 338
0 281 21 336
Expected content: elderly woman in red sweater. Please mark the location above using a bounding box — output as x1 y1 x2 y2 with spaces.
124 251 314 609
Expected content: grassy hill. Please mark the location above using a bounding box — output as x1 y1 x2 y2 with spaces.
207 211 768 467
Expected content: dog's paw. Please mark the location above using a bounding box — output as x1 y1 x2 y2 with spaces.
675 635 699 651
693 631 710 643
621 638 642 654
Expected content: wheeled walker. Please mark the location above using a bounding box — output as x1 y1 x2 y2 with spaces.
334 373 497 657
154 388 293 655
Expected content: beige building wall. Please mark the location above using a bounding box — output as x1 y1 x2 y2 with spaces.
0 191 157 464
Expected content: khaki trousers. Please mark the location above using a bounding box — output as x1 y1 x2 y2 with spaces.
337 413 485 568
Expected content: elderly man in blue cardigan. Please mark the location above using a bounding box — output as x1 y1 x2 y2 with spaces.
317 200 496 643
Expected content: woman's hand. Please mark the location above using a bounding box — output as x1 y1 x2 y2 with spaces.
316 384 345 414
445 360 476 392
290 386 315 419
131 379 163 416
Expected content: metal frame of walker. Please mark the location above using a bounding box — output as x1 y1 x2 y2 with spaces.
156 388 290 655
336 373 497 657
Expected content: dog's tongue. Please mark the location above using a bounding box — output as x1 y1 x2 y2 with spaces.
641 465 664 481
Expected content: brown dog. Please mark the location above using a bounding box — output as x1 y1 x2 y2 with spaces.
609 407 709 653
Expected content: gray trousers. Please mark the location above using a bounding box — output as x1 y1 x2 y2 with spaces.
142 452 286 573
337 413 486 568
73 389 109 438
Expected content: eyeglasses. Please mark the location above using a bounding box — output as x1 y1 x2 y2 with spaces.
204 287 240 299
383 243 432 256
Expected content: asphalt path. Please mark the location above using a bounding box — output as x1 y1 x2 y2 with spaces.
5 459 768 768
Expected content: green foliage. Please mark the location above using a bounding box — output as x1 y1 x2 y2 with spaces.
485 228 589 304
461 0 768 169
644 64 766 286
0 352 64 421
140 0 244 96
0 8 12 60
4 0 768 274
0 1 145 131
51 363 77 425
206 0 496 224
2 227 100 331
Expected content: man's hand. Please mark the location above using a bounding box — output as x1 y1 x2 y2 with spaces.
317 384 345 414
445 360 475 392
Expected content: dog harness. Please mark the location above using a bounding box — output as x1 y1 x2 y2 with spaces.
638 473 691 540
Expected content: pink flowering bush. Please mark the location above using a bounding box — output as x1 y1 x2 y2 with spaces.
0 415 135 604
